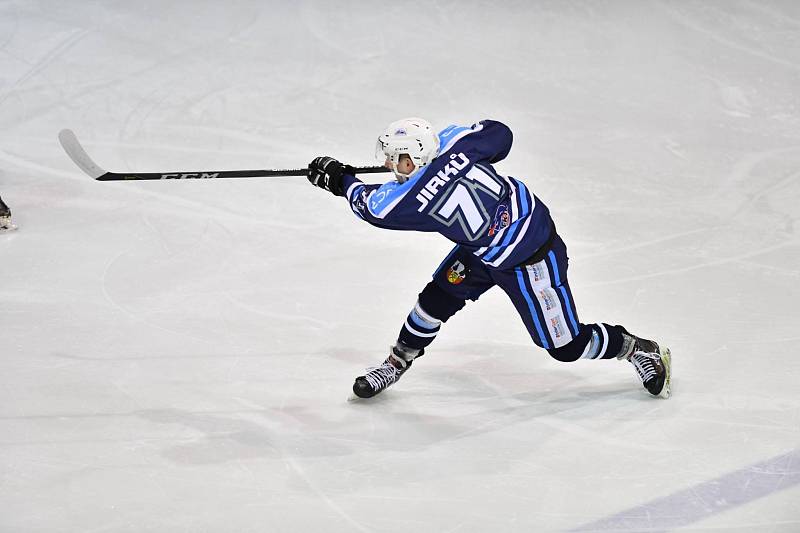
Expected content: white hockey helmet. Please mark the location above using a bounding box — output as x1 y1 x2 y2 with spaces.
375 117 440 182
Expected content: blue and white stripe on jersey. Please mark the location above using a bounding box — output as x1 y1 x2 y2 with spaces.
346 171 423 221
437 123 484 156
346 182 363 203
365 178 417 219
346 182 366 220
472 175 537 269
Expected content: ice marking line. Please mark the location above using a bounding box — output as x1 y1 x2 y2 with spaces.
729 336 800 345
658 3 800 72
579 226 717 259
724 146 800 190
0 2 20 51
446 374 670 453
0 149 90 182
743 0 800 28
16 134 270 157
731 168 800 221
570 448 800 532
281 454 371 532
223 293 329 329
584 238 800 287
0 28 90 107
99 249 210 345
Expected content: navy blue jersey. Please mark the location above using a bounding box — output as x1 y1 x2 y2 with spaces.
341 120 554 270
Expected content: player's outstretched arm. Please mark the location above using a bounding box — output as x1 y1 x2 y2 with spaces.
306 156 432 233
306 155 385 226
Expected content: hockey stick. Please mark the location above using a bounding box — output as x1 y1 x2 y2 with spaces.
57 129 390 181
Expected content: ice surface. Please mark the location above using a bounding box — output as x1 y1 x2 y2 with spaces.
1 1 799 531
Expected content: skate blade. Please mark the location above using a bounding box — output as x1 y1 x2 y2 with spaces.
347 391 380 402
0 224 18 232
659 347 672 399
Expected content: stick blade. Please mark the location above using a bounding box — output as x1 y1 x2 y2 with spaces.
58 129 107 179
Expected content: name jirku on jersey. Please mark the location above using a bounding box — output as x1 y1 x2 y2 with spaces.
416 153 470 212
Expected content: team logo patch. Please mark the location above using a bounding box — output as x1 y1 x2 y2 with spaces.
488 204 511 237
447 261 467 285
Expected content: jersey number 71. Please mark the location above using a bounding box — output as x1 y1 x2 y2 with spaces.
430 165 505 241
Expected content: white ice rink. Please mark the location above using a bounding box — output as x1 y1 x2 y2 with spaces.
2 1 799 531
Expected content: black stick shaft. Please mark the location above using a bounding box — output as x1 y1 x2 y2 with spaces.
95 166 389 181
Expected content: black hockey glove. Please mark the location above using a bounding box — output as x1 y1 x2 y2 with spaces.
307 156 354 197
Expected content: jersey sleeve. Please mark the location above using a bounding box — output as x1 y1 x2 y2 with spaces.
473 120 513 164
438 119 513 164
342 174 433 231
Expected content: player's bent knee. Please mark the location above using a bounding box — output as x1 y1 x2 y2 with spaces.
418 281 466 322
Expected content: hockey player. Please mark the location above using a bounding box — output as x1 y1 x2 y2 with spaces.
0 195 13 231
307 118 671 400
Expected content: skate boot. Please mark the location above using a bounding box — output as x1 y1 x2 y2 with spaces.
352 345 418 399
618 331 672 398
0 196 12 231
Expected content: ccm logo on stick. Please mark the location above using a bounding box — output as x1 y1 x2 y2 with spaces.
160 173 220 179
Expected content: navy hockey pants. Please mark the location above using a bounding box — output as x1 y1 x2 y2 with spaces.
432 234 581 351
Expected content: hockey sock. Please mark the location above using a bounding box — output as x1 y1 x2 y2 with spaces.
580 323 627 360
550 323 628 362
397 302 442 353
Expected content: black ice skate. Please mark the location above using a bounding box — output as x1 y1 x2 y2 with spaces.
352 347 414 399
618 333 672 398
0 196 14 231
